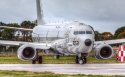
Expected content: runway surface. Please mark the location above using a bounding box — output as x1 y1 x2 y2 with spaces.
0 64 125 75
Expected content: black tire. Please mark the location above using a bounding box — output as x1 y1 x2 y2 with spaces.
32 60 36 64
83 57 87 64
78 57 84 64
75 56 79 64
78 57 87 64
55 55 60 59
38 56 43 64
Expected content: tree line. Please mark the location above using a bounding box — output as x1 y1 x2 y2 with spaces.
95 26 125 41
0 21 36 42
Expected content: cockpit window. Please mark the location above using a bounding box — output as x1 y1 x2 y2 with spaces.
79 31 85 34
74 31 85 35
74 31 79 35
86 31 92 34
74 31 92 35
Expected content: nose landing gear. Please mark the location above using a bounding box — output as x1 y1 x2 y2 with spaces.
76 53 87 64
76 56 87 64
54 54 60 59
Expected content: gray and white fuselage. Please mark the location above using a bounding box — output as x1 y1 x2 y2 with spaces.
32 21 95 55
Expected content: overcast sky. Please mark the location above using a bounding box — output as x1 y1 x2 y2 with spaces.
0 0 125 34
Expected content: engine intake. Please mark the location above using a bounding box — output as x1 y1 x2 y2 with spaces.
23 47 35 59
17 44 37 61
94 44 114 59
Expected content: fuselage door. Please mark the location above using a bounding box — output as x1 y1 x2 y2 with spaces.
65 27 72 43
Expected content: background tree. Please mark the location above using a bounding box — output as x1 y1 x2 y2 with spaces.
1 23 19 40
114 26 125 39
95 31 101 41
116 31 125 39
0 22 7 39
1 29 14 40
21 21 36 41
101 32 113 40
0 22 6 26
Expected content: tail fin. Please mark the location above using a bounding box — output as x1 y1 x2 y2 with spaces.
36 0 45 25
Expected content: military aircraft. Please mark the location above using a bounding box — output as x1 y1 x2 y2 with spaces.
0 0 125 64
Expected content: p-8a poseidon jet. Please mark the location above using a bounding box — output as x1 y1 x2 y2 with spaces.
0 0 125 64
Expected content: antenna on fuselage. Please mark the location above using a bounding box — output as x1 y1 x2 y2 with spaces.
36 0 45 25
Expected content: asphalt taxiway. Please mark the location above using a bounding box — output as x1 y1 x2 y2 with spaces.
0 64 125 75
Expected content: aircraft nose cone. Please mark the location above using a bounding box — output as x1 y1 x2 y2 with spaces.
85 39 92 46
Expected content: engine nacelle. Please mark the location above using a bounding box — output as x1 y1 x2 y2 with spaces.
17 44 37 61
94 44 114 59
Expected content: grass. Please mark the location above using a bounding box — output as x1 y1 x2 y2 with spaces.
0 53 120 64
0 53 124 77
0 70 124 77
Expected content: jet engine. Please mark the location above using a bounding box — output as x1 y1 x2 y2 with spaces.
17 44 37 61
94 44 114 59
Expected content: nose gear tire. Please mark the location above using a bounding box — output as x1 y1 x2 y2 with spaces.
76 56 87 64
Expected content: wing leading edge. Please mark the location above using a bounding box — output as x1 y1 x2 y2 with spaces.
0 40 51 50
95 39 125 45
0 26 33 31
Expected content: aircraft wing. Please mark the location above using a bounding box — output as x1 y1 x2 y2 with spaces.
0 40 51 50
0 26 33 31
0 40 29 46
95 39 125 45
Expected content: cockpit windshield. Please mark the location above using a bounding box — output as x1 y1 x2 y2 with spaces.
79 31 85 34
74 31 92 35
86 31 92 34
74 31 79 35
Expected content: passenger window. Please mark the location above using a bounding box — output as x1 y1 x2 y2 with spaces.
86 31 92 34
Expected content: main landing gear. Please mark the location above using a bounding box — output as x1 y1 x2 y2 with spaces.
32 56 43 64
75 54 87 64
54 54 60 59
